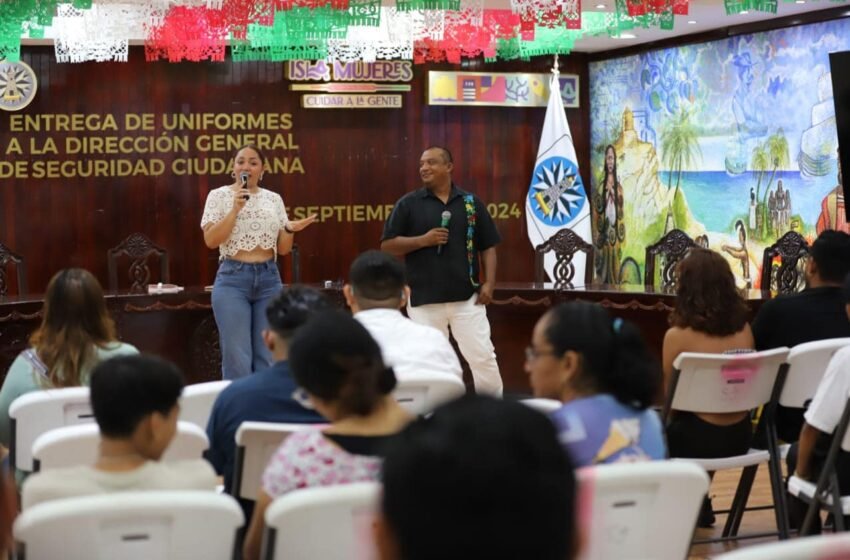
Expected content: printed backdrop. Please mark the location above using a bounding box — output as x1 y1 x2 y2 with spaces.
589 18 849 289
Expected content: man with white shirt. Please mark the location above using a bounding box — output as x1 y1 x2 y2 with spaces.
344 250 463 383
787 272 850 532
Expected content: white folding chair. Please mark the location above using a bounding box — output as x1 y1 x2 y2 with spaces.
662 347 790 541
788 392 850 535
392 373 465 415
576 461 709 560
9 387 94 473
781 339 850 413
713 533 850 560
262 482 380 560
14 491 244 560
179 380 232 429
520 398 562 415
32 421 209 472
232 422 322 501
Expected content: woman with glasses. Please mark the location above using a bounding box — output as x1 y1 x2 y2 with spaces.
242 310 412 560
525 301 664 466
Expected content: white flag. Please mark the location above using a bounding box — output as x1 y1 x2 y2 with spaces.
525 72 592 285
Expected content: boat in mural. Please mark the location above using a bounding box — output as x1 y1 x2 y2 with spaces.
798 72 836 178
725 137 748 176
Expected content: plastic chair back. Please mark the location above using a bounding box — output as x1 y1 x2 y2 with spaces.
262 482 379 560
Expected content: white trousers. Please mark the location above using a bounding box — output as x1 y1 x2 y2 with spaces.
407 294 503 396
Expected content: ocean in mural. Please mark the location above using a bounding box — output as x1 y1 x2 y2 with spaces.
589 18 849 289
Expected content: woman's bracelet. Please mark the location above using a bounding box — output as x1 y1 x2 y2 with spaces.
284 223 295 234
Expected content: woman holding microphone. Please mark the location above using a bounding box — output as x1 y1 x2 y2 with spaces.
201 145 316 380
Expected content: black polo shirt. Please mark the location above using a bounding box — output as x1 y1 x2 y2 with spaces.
752 286 850 442
382 184 501 307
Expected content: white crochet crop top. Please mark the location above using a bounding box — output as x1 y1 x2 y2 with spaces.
200 186 288 258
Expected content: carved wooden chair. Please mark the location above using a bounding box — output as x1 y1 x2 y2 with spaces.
644 229 697 290
107 233 169 293
534 229 594 288
0 242 27 297
761 231 810 294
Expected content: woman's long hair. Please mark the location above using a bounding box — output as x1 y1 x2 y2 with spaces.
669 248 750 336
29 269 117 387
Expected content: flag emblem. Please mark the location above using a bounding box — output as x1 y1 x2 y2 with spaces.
528 156 586 226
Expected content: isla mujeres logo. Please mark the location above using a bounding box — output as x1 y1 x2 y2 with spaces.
0 60 38 112
527 156 586 227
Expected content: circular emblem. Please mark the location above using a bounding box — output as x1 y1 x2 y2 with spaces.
0 60 38 112
527 156 586 226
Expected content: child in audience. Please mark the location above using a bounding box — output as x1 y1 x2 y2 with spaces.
376 395 578 560
526 301 665 466
22 355 217 509
242 311 411 560
0 268 138 448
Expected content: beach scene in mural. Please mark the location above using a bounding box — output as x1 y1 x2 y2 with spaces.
589 18 848 289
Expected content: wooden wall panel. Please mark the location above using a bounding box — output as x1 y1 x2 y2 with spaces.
1 48 589 293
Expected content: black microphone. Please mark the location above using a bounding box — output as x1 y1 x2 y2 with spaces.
240 172 250 200
437 210 451 255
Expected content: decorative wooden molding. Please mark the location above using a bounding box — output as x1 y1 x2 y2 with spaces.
491 295 553 307
123 300 212 313
596 298 674 312
0 309 42 322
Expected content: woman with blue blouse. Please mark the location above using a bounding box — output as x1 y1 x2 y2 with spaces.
525 301 665 466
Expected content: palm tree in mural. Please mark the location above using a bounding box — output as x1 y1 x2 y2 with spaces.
751 144 769 202
760 129 790 238
751 144 770 232
660 108 702 227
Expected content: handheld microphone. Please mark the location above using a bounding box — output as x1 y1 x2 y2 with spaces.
240 172 250 200
437 210 451 255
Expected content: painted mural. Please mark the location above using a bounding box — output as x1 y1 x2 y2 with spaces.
589 18 848 289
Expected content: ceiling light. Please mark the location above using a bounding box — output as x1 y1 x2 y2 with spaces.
595 3 606 8
795 0 805 3
615 33 637 39
741 10 749 14
687 20 696 24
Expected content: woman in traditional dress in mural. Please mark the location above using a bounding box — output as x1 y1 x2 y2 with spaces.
595 145 625 285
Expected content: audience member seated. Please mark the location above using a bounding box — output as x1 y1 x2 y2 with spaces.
663 248 755 526
204 286 328 505
242 311 412 560
753 230 850 442
375 395 578 560
22 355 217 509
526 301 664 466
344 250 462 381
0 269 138 448
786 273 850 532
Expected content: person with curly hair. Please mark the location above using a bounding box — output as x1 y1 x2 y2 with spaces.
663 248 754 526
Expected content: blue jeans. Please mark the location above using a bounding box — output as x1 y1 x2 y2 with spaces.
212 259 282 380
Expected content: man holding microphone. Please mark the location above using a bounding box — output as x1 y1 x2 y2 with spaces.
381 146 503 395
